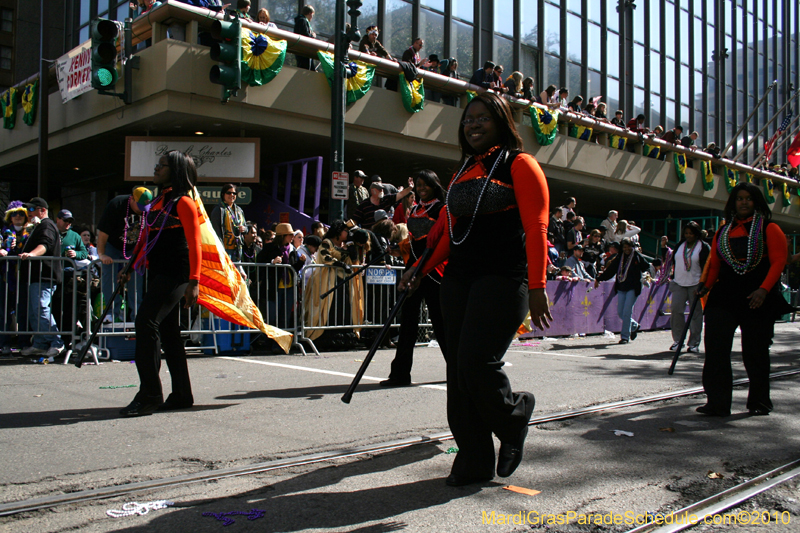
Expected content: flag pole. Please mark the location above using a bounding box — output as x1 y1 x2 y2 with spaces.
750 114 800 166
720 80 777 158
771 123 800 157
732 89 800 162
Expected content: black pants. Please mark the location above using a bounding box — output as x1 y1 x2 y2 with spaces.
388 275 446 381
702 303 774 413
439 274 534 478
133 273 193 405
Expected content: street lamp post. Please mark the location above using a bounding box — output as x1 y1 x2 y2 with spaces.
327 0 362 224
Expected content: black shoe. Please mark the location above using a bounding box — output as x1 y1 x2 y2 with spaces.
630 325 639 341
379 378 411 388
748 408 770 416
120 400 160 417
497 392 535 478
696 404 730 417
445 473 493 487
158 395 194 411
619 339 629 344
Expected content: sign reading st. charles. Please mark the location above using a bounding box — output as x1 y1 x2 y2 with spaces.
125 137 261 182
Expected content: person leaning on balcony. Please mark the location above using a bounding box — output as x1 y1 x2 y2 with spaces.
400 91 550 486
401 37 431 68
439 58 460 107
567 95 583 113
538 84 557 105
469 61 496 89
256 8 277 30
626 113 648 133
293 5 316 70
358 26 391 59
601 210 618 238
609 220 641 244
696 183 790 417
504 72 523 98
610 110 625 128
521 77 535 101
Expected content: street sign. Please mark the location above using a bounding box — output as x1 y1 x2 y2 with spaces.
332 171 349 200
365 267 397 285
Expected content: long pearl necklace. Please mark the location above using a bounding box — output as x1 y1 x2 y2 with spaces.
446 148 507 246
616 251 635 282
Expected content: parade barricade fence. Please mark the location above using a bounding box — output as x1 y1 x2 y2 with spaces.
301 263 433 345
0 256 81 361
522 280 675 338
85 260 317 359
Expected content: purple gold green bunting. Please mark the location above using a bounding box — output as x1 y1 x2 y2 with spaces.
782 182 791 204
21 81 38 126
745 173 754 183
763 178 775 204
529 106 559 146
673 152 687 183
724 168 738 193
241 28 286 86
316 52 375 105
700 160 714 191
642 143 660 158
399 76 424 113
609 133 627 150
568 123 592 141
1 87 17 130
465 90 477 102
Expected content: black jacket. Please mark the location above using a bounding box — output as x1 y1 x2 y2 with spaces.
597 250 650 295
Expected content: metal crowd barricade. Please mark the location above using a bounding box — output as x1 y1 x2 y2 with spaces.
0 256 80 362
301 263 433 343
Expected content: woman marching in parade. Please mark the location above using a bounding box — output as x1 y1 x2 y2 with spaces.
381 170 447 387
696 182 789 416
401 92 551 486
120 150 202 417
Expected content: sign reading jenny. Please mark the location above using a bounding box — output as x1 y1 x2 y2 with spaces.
55 40 93 103
125 137 261 183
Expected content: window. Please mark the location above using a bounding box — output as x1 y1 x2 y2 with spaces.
493 35 513 74
587 69 601 101
1 8 11 33
651 52 662 93
521 46 538 89
665 57 675 98
494 0 514 37
634 44 645 87
80 0 90 24
566 14 581 62
681 104 690 129
567 62 581 96
607 31 619 77
566 0 581 13
587 22 601 70
694 109 704 143
649 4 661 51
419 9 444 59
543 53 560 87
452 0 473 23
587 1 601 23
606 0 619 32
451 19 474 74
606 77 619 115
665 99 676 129
268 0 301 26
98 0 109 16
0 45 11 70
544 2 560 55
693 16 703 68
633 2 645 43
358 0 379 28
521 0 538 47
384 0 412 57
679 9 689 61
665 4 675 57
421 0 444 12
694 70 704 110
634 87 645 118
681 65 690 104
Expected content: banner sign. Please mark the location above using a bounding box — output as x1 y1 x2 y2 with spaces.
522 280 674 337
125 137 261 182
365 267 396 285
55 40 93 103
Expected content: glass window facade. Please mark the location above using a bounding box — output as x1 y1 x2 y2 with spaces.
62 0 799 165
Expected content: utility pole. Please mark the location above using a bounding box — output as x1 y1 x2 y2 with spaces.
327 0 362 223
37 0 48 197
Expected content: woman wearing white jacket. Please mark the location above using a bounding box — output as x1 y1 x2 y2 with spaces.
608 220 641 243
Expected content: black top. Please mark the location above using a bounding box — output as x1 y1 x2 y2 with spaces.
97 195 141 252
468 68 492 88
352 194 398 230
21 218 62 283
144 199 189 279
597 250 650 295
446 149 527 284
293 15 313 38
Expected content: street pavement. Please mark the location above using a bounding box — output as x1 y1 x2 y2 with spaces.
0 324 798 532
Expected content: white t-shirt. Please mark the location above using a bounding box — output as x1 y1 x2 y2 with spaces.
674 241 702 286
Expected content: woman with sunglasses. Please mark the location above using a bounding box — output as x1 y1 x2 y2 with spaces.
210 184 247 262
401 92 551 486
120 151 202 417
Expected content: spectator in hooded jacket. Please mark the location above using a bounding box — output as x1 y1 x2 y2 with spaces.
293 5 316 70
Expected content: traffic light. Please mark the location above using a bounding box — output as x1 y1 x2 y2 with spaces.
91 18 120 91
209 14 242 103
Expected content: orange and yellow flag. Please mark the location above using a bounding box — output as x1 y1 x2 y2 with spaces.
192 188 293 353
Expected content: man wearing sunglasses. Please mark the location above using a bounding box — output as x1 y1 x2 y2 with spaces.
210 183 247 261
19 197 64 360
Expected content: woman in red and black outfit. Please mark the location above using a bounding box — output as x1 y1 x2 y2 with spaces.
381 170 447 387
120 151 202 417
402 92 552 486
697 182 789 417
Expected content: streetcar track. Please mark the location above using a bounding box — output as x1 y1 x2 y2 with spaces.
625 458 800 533
0 368 798 518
